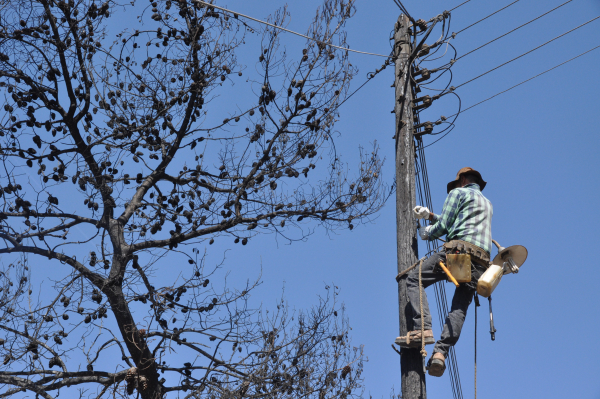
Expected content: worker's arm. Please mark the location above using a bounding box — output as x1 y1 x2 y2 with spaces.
427 189 463 241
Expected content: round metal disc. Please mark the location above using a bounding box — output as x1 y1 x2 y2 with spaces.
492 245 528 268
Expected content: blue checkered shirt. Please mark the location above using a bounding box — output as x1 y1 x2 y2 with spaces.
428 183 493 255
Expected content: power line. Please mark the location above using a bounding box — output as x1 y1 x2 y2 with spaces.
450 0 471 12
457 0 573 60
454 15 600 89
448 44 600 118
335 57 392 110
455 0 521 35
194 1 390 58
392 0 414 22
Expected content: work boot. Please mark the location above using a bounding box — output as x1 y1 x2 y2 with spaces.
427 352 446 377
394 329 434 348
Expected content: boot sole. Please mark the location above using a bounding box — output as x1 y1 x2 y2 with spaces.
428 359 446 377
394 336 435 348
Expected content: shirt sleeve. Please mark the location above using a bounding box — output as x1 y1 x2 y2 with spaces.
428 190 462 241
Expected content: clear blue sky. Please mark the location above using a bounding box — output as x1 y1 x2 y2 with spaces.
193 1 600 398
9 1 600 398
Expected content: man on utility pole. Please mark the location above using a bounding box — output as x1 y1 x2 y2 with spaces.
394 14 427 399
396 167 493 377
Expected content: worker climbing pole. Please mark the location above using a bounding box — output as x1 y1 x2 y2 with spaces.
393 13 426 399
393 11 530 399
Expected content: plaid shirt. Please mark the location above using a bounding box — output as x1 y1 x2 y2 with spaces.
428 183 493 255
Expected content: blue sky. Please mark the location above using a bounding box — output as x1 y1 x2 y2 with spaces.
188 1 600 398
6 0 600 397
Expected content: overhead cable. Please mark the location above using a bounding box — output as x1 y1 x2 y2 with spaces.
455 0 521 35
194 1 390 58
449 0 471 12
421 43 600 147
392 0 414 22
457 0 573 60
448 44 600 117
454 15 600 89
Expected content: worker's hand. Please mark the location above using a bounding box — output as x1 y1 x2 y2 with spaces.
418 225 431 240
413 206 431 220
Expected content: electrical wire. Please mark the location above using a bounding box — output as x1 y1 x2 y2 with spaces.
453 15 600 90
455 0 521 35
392 0 414 22
449 0 471 12
447 43 600 118
457 0 573 60
334 57 392 110
194 1 390 57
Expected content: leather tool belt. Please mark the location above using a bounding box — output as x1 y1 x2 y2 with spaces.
443 240 490 265
443 240 490 283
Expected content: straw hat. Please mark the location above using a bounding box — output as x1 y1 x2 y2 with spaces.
446 167 487 194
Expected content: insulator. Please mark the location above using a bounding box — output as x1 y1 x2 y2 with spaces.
414 69 431 83
412 96 432 111
418 44 430 57
415 19 428 31
414 121 433 137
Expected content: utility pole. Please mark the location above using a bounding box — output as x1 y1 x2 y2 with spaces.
394 14 427 399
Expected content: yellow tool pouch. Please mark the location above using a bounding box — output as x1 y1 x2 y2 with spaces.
445 253 472 283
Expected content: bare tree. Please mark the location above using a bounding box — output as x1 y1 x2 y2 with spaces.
0 0 387 397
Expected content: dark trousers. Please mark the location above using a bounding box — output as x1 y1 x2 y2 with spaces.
405 251 487 357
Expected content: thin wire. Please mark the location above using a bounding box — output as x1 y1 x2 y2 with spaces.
450 0 471 12
474 296 478 399
335 58 392 110
457 0 573 60
392 0 414 22
420 125 455 150
194 1 390 58
455 0 521 35
454 15 600 90
448 44 600 118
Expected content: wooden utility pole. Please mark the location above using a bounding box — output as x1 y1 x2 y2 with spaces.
394 14 427 399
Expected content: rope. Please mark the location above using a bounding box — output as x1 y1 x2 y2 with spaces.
395 256 428 281
419 259 427 362
194 1 390 58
